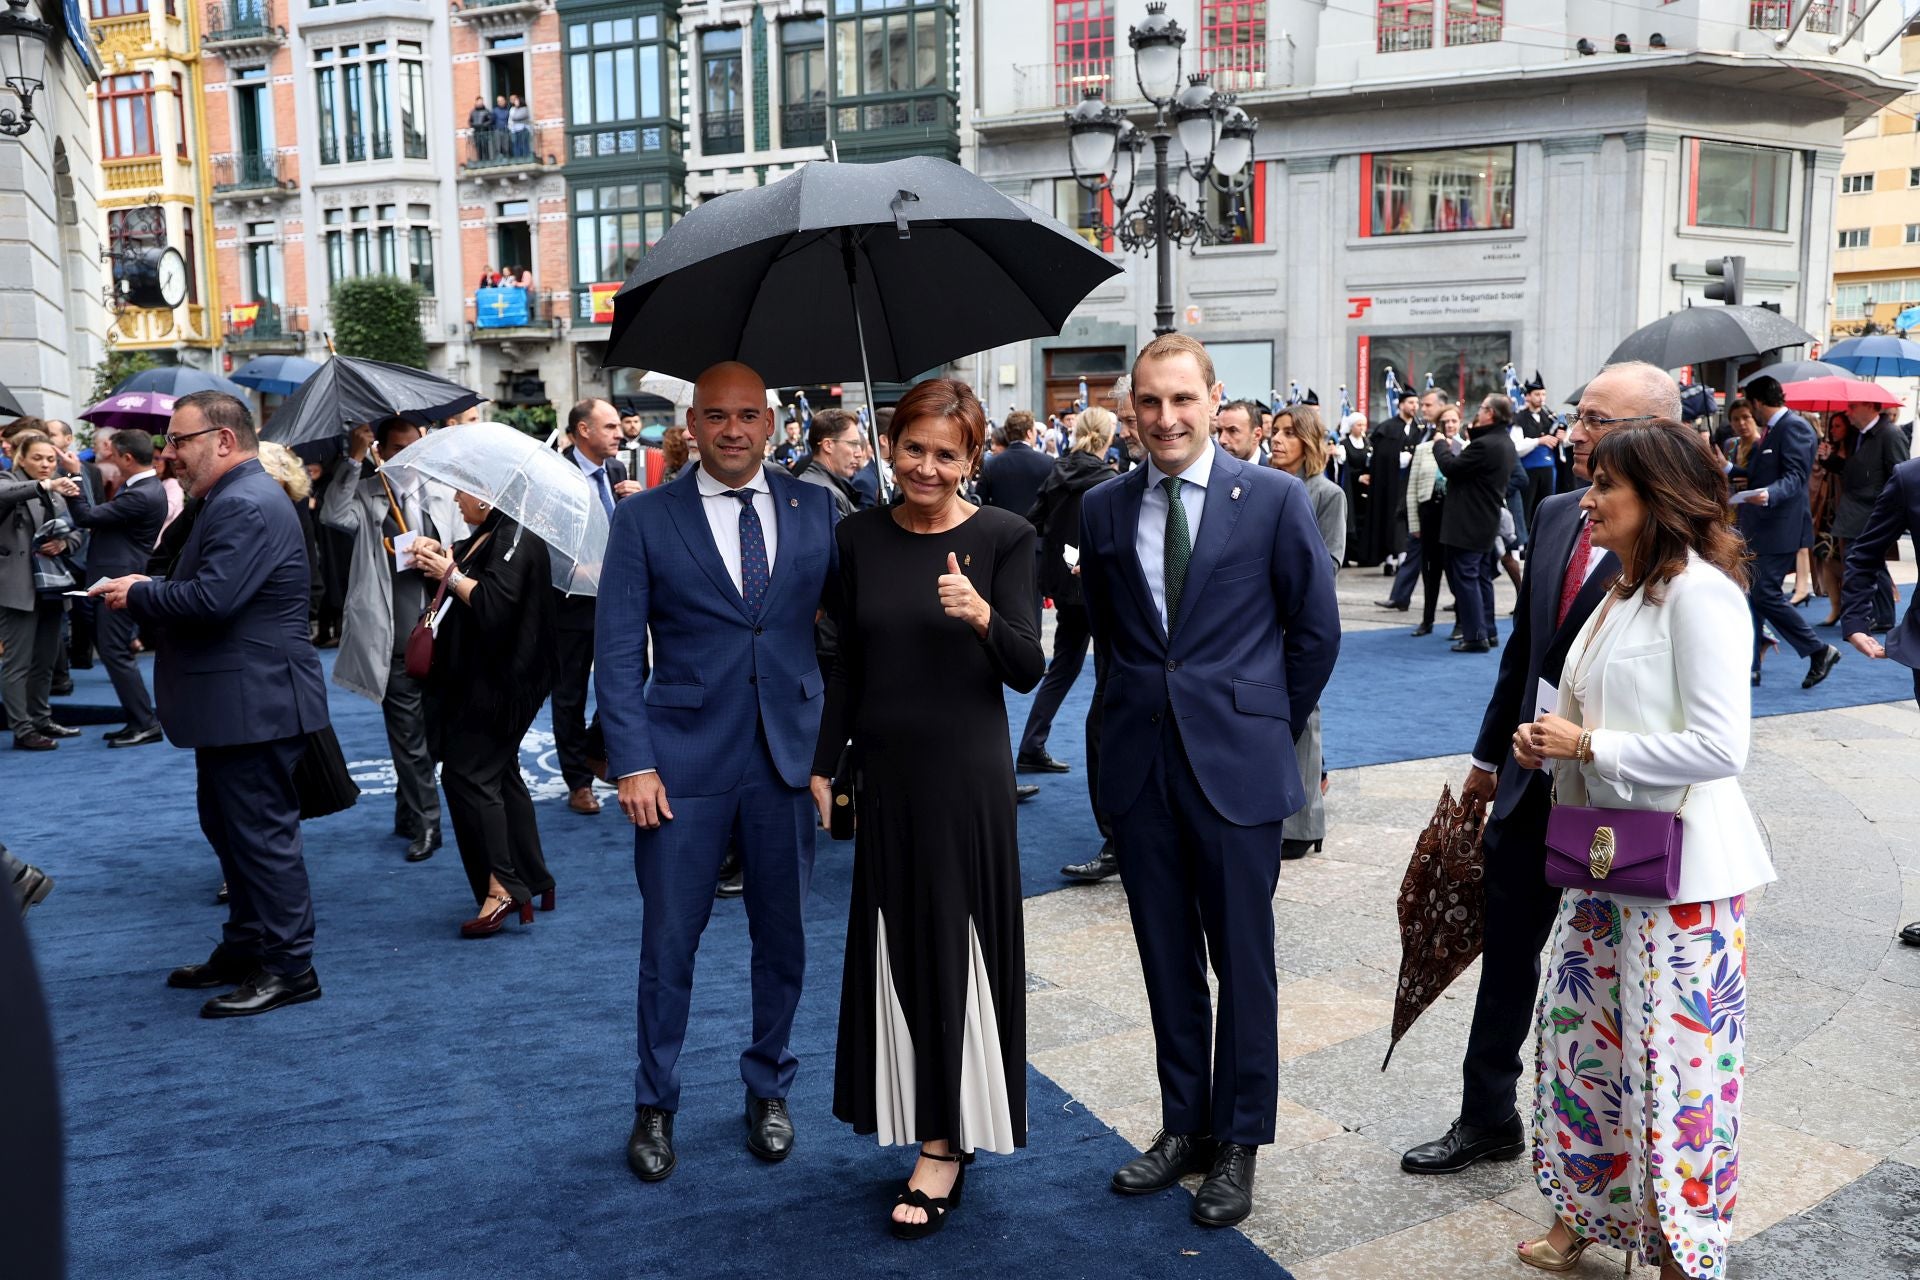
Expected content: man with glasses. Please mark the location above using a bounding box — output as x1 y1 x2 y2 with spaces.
795 408 865 519
1403 361 1679 1176
1734 376 1841 690
90 392 331 1019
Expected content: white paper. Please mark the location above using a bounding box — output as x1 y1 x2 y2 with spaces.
1061 543 1080 568
391 530 420 572
1729 489 1766 506
430 596 454 632
1535 677 1558 722
68 576 113 597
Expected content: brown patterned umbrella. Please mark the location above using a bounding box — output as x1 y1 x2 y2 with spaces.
1383 785 1488 1070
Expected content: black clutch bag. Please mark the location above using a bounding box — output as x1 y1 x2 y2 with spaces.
829 743 856 841
294 725 360 821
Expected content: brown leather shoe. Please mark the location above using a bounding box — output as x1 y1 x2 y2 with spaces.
568 786 601 815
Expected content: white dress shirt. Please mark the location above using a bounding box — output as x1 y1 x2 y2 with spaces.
695 464 778 595
1136 440 1215 630
572 446 618 514
120 468 156 489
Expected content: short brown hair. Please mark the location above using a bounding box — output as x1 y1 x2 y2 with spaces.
1590 420 1750 603
885 378 985 459
661 424 690 469
8 430 54 459
1132 333 1215 391
1002 409 1035 441
1270 407 1327 478
807 407 859 452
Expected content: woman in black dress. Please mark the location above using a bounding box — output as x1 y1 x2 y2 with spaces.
811 378 1044 1239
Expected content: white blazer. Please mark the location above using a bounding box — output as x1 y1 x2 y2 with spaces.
1549 552 1776 906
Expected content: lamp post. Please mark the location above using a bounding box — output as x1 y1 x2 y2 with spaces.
0 0 54 140
1065 0 1257 336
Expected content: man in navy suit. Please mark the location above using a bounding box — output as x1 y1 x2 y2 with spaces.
1839 457 1920 945
1735 376 1840 689
91 392 331 1018
1401 362 1674 1175
65 428 167 747
849 406 892 508
597 361 839 1183
1080 334 1340 1228
977 409 1055 518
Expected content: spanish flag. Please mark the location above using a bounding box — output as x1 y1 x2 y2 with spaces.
589 282 621 325
230 302 259 330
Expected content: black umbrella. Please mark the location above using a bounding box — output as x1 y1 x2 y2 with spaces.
1605 305 1814 370
112 365 250 400
256 356 484 447
0 379 24 419
604 155 1120 405
1738 358 1852 387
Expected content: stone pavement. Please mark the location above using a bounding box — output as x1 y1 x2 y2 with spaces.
1021 563 1920 1279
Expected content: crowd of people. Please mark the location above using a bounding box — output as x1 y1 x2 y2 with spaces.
5 325 1920 1280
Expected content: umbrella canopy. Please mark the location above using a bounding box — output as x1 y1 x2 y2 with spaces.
0 379 23 419
1384 786 1488 1070
1819 335 1920 378
80 391 177 430
1739 359 1853 387
630 371 782 412
111 365 248 399
1605 306 1814 370
257 356 485 447
378 422 608 595
604 156 1122 388
231 355 324 397
1781 376 1902 414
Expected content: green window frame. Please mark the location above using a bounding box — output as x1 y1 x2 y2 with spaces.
564 11 680 161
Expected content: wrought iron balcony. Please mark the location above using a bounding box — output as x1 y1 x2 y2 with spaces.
780 101 826 148
228 299 305 351
212 150 292 197
463 123 558 175
702 107 744 156
203 0 282 50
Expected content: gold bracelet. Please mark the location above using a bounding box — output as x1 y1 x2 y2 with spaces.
1577 730 1593 764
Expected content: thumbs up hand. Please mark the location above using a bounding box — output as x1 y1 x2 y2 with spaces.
938 550 991 638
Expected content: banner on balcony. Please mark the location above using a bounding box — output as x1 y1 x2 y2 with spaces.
589 282 621 325
230 302 260 330
477 286 531 329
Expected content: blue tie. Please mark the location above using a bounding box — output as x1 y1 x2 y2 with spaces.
728 489 770 614
591 467 615 517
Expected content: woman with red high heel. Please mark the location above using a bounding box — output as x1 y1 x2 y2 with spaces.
412 491 559 937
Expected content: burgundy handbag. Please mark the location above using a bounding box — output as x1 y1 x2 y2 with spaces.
1543 798 1686 900
403 576 449 682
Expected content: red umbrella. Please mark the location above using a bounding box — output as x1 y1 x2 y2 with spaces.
1780 376 1901 413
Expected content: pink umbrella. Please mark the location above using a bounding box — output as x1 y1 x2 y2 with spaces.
79 390 178 430
1780 376 1901 414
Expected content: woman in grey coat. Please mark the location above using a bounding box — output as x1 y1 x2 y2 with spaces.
0 430 83 751
319 417 466 860
1268 404 1344 859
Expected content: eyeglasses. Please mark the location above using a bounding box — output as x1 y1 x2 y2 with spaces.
164 425 223 449
1567 412 1657 432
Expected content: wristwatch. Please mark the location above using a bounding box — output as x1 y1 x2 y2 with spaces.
446 568 467 588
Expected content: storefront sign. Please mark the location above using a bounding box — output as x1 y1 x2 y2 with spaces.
1344 285 1526 325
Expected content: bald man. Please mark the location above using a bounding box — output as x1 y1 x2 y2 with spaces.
596 361 841 1183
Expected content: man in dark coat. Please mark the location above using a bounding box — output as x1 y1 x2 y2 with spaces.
977 409 1055 517
1433 393 1518 652
1832 402 1910 633
1365 395 1412 574
1379 391 1426 605
92 391 331 1018
63 428 167 745
1734 376 1840 689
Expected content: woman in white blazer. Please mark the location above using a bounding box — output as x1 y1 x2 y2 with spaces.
1504 422 1771 1280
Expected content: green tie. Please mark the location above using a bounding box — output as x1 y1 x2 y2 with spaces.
1161 474 1191 629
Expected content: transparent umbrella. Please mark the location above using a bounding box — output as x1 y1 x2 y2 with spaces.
379 422 610 595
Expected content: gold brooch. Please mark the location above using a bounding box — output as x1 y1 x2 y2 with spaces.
1588 826 1616 879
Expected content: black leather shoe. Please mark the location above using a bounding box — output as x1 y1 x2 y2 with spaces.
1400 1114 1525 1175
108 724 163 748
628 1106 677 1182
11 862 53 913
1899 921 1920 947
716 847 743 898
1411 623 1433 637
1062 843 1119 882
1450 640 1490 654
1111 1131 1216 1195
1376 599 1410 611
745 1092 795 1162
215 881 229 905
1016 751 1072 773
200 967 322 1018
1751 671 1762 687
1191 1143 1256 1227
405 823 441 862
167 947 253 989
1016 784 1040 803
49 678 74 698
36 722 80 739
1803 644 1841 689
1281 838 1321 861
12 733 56 751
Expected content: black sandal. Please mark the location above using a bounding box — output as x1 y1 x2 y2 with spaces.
890 1149 969 1240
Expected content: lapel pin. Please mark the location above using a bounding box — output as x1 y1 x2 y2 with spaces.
963 554 973 567
1230 485 1243 501
789 497 798 507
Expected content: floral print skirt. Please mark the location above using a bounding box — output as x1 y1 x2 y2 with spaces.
1531 893 1748 1280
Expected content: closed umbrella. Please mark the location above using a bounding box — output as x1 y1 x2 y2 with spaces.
1818 335 1920 378
1605 306 1814 370
257 356 485 447
1781 376 1902 414
378 422 609 595
231 355 324 397
1384 786 1488 1070
0 379 23 419
80 391 177 430
1739 358 1852 387
111 365 248 399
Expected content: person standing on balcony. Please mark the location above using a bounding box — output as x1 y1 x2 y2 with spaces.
468 96 494 161
491 94 511 142
508 93 533 159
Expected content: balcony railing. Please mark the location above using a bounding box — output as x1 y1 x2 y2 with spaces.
228 299 305 349
463 123 558 173
999 56 1276 114
203 0 279 46
212 150 290 195
702 107 745 155
781 100 826 148
1750 1 1856 35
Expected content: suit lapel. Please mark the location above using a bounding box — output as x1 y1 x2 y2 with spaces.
1169 450 1247 638
1551 550 1619 644
665 470 751 620
1111 464 1164 647
761 465 799 618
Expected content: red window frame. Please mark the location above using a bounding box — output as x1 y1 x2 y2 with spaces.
172 72 188 159
1443 0 1501 47
1053 1 1113 107
1199 1 1265 92
1376 1 1434 54
1685 137 1789 232
1211 161 1267 245
1359 146 1513 237
98 73 157 160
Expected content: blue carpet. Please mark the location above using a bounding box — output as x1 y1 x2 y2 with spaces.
9 654 1286 1280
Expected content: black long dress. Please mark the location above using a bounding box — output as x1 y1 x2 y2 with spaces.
1338 434 1374 566
1366 416 1410 562
814 503 1045 1154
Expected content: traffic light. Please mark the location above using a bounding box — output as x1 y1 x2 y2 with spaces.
1705 255 1745 306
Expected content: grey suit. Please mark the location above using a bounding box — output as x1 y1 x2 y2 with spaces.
0 476 73 738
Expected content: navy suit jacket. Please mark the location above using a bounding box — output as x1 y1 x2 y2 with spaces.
126 458 330 749
978 442 1055 519
1840 457 1920 668
849 457 883 509
1080 450 1340 827
595 463 838 795
1733 410 1817 556
67 473 167 577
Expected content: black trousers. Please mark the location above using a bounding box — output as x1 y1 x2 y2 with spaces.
1748 550 1822 670
438 717 552 905
196 735 315 977
381 651 438 833
551 623 596 790
1448 546 1498 645
1019 603 1091 757
1459 777 1562 1127
95 593 157 731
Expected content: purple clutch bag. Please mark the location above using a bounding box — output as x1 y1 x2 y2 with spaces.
1544 803 1684 900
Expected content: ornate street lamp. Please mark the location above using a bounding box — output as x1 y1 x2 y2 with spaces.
0 0 54 140
1064 1 1258 335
